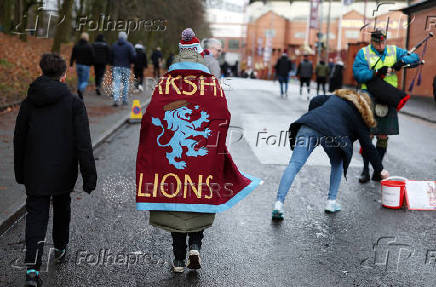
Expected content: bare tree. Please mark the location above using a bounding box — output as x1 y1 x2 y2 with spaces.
52 0 74 52
0 0 14 33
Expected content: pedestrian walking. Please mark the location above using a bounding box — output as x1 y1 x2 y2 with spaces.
272 89 389 220
92 33 111 95
136 28 260 273
133 42 147 91
70 32 94 99
353 29 419 183
111 31 136 106
274 50 292 97
221 60 229 77
328 58 335 77
14 54 97 287
328 59 344 92
202 38 222 79
151 47 163 78
166 52 174 70
315 60 329 95
297 55 313 100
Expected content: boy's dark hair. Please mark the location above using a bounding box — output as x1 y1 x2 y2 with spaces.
39 53 66 79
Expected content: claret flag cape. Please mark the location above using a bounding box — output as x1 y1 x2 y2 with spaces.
136 64 261 213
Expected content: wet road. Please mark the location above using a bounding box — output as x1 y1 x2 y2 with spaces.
1 79 436 286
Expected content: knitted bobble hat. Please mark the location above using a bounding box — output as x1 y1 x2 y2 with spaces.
179 28 204 55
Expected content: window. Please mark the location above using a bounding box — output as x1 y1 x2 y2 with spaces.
218 39 225 49
228 39 240 49
345 30 359 39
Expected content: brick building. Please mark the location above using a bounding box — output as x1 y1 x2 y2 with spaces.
402 0 436 98
243 0 408 79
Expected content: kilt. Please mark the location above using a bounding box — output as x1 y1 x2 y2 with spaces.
360 90 399 135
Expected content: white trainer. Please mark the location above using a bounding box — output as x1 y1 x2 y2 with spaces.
186 249 201 269
272 201 284 220
324 200 341 213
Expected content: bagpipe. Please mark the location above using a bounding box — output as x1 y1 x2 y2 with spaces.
365 32 433 111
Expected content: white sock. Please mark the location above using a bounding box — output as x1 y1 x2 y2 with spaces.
328 200 336 205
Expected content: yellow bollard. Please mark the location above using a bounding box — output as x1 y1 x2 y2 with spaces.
129 99 142 123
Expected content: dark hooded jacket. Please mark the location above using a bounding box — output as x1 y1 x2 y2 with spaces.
134 47 148 71
111 37 136 68
275 55 292 77
14 76 97 196
70 39 94 66
92 34 111 65
288 93 383 177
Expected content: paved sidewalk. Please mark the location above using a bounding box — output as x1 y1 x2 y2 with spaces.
400 95 436 123
0 86 152 234
316 81 436 123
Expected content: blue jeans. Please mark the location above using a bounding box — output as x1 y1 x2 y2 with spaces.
76 64 90 92
276 125 343 202
112 66 131 103
278 76 288 95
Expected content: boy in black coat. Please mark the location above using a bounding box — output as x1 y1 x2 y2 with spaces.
133 43 148 91
14 54 97 287
92 33 111 95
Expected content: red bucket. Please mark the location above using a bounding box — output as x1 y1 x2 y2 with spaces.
381 176 407 209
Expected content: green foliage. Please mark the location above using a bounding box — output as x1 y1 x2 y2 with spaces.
0 58 13 68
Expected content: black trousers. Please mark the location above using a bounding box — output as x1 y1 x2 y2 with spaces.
25 192 71 270
171 230 204 260
300 77 311 94
134 68 144 88
316 77 326 95
94 64 106 88
153 64 160 78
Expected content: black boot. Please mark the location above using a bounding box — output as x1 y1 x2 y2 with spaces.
371 170 383 181
359 169 370 183
372 146 387 181
359 158 370 184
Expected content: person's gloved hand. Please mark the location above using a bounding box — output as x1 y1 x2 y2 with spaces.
376 66 389 78
397 94 411 111
392 61 405 71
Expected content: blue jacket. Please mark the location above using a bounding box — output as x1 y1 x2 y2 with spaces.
111 38 136 68
289 95 383 177
353 45 419 84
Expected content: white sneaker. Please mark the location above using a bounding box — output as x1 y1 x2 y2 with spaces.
186 249 201 269
272 200 284 220
138 84 144 91
324 200 341 213
173 259 185 273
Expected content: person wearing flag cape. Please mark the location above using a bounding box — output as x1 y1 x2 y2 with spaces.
352 29 420 183
135 28 260 273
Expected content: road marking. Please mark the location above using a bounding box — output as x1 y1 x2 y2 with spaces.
241 113 361 167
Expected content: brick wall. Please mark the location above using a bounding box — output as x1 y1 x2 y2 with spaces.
404 6 436 97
